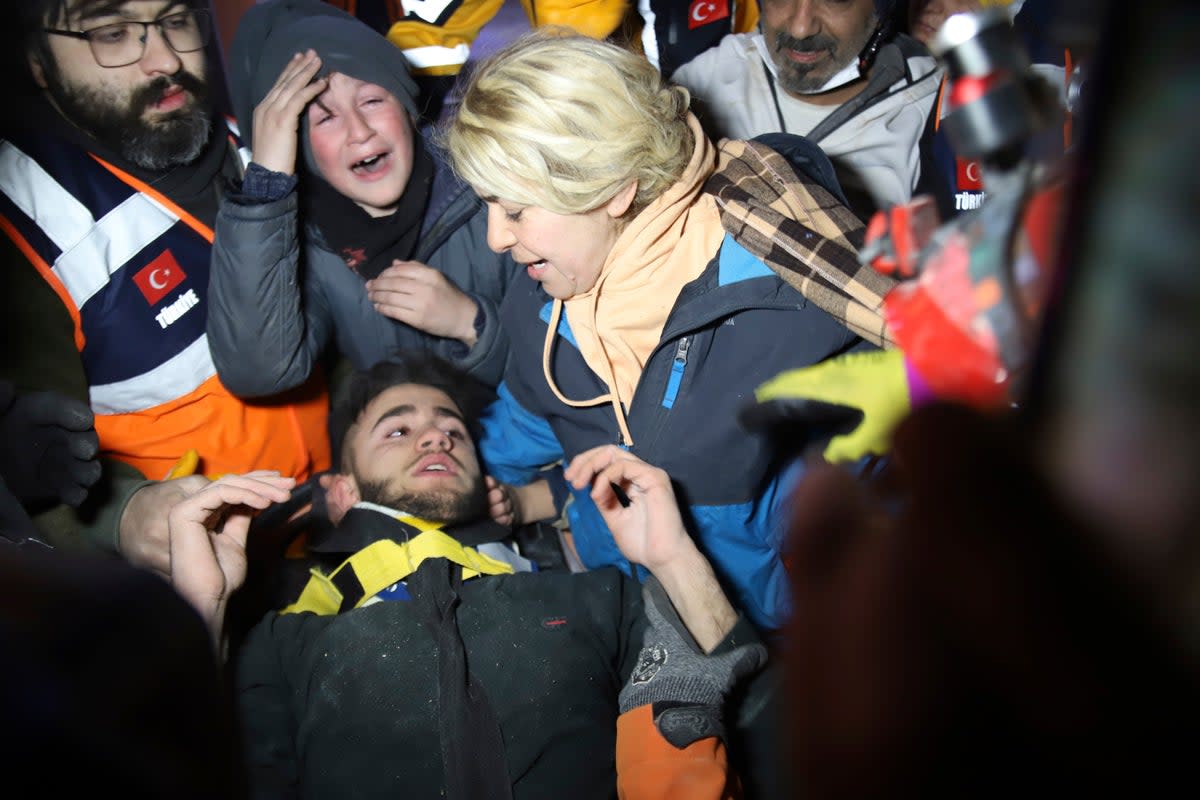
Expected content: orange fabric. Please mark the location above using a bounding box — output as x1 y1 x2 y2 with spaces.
616 705 738 800
548 115 722 446
382 1 646 75
30 156 332 482
735 0 759 34
6 139 331 485
94 373 331 481
384 0 504 75
519 0 628 39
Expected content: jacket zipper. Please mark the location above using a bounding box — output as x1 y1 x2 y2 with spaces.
661 336 691 410
612 264 803 451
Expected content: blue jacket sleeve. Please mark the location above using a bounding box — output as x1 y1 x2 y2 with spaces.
477 381 563 486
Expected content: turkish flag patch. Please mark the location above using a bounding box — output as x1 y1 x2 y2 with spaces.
133 250 187 305
688 0 730 29
956 157 984 191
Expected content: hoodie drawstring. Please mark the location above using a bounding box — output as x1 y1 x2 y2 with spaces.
541 299 636 447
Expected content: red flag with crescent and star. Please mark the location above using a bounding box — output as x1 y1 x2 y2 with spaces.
133 250 187 305
688 0 730 29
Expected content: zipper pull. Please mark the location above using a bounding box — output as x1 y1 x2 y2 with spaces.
674 336 691 366
661 336 691 412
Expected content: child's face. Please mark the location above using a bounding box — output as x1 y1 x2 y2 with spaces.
306 72 414 217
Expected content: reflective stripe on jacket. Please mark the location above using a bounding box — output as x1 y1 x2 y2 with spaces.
0 135 330 480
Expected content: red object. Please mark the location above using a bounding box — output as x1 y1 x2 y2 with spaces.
1020 180 1067 272
948 71 1007 109
885 282 1008 408
864 209 898 275
132 250 187 306
864 197 941 278
688 0 730 29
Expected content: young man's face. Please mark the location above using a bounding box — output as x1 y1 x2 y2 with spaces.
341 384 486 524
33 0 211 169
761 0 879 95
306 72 415 218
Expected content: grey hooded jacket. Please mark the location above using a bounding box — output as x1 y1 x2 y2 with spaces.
207 0 519 394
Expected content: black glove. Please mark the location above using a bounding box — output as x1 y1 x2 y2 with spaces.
0 381 101 508
619 576 767 748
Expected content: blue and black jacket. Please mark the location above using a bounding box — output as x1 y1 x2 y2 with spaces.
481 231 862 630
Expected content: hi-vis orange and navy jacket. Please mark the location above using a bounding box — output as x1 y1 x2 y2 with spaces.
0 133 330 481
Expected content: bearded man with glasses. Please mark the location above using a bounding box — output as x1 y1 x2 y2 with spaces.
0 1 331 582
37 3 214 169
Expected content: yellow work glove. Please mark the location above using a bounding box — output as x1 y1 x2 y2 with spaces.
746 349 911 463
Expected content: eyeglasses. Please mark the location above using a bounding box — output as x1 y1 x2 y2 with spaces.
44 9 211 68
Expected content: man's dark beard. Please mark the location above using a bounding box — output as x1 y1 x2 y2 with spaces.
358 476 489 526
773 14 876 95
44 70 212 170
772 31 845 93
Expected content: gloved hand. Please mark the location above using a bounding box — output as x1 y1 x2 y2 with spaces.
0 381 101 508
741 349 913 463
619 576 767 748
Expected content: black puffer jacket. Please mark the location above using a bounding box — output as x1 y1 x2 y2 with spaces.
236 509 647 799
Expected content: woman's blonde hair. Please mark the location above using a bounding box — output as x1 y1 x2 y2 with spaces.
439 28 693 216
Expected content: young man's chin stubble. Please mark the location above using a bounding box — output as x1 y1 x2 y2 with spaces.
358 478 489 526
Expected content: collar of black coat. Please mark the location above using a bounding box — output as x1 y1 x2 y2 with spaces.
306 505 513 557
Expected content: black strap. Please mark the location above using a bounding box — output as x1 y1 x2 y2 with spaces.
760 49 907 145
408 558 513 800
763 59 790 135
805 51 907 144
330 565 366 614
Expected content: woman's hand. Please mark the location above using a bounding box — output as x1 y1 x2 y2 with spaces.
563 446 691 573
251 50 328 176
565 446 735 651
367 261 480 346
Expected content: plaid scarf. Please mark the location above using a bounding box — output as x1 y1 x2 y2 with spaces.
705 138 897 347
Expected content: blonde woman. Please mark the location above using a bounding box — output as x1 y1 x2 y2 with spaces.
444 30 892 629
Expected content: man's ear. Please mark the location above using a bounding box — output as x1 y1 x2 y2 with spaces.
28 53 48 90
605 180 639 219
325 473 361 526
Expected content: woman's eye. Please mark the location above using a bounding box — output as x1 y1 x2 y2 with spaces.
505 209 523 222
